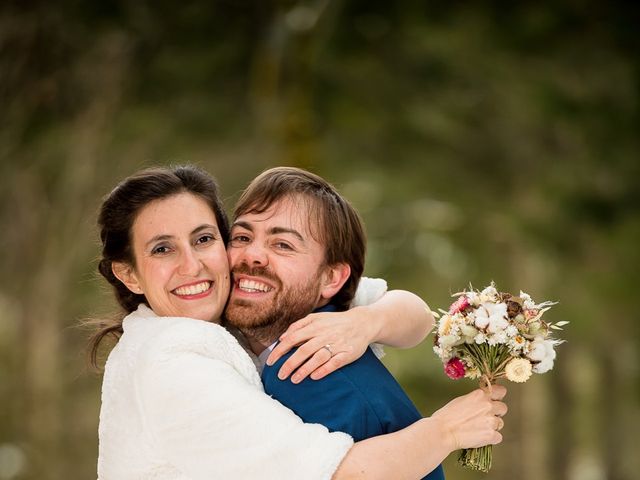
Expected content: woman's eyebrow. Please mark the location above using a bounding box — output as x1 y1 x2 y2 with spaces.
145 234 173 249
191 224 219 235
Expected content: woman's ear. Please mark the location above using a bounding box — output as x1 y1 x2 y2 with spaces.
319 263 351 301
112 262 144 295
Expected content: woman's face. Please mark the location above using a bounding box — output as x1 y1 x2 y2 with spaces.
114 192 230 322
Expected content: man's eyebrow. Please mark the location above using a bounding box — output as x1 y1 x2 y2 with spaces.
232 220 253 232
231 221 305 243
269 227 305 243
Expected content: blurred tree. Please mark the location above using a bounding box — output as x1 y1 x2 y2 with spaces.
0 1 638 479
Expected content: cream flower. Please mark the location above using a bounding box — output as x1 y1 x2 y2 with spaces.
526 336 547 361
505 358 533 383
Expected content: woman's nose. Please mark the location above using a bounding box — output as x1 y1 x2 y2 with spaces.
177 248 202 276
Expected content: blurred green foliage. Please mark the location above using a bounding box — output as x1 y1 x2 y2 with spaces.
1 1 638 479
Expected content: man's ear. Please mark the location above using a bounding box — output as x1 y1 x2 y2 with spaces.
112 261 144 295
319 263 351 300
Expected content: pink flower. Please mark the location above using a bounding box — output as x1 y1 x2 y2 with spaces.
524 308 539 320
449 296 470 315
444 358 466 380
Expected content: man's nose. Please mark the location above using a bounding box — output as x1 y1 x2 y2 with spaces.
239 241 268 267
177 248 202 276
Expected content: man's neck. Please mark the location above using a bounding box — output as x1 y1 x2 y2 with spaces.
244 333 275 356
242 299 332 355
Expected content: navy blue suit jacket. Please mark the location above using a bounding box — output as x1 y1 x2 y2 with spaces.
261 305 445 480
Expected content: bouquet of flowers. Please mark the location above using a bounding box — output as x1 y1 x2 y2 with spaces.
433 283 566 472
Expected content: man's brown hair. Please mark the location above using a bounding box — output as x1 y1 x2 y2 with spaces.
234 167 365 310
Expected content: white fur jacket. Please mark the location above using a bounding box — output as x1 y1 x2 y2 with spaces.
97 278 387 480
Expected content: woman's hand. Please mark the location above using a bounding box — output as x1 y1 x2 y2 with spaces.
431 386 508 450
266 306 376 383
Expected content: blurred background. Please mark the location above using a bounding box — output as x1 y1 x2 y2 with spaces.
1 1 638 479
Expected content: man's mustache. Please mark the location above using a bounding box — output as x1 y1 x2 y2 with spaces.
231 263 282 288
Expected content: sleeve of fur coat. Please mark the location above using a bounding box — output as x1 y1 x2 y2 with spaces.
350 276 388 359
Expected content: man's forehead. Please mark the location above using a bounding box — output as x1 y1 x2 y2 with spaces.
236 196 320 239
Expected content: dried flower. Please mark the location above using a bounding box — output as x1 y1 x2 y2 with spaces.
504 358 533 383
449 296 470 315
444 358 466 379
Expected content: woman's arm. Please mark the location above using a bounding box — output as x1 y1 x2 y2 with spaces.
268 287 435 383
138 321 507 480
334 386 507 480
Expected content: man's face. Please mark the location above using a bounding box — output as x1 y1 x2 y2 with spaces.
224 197 329 335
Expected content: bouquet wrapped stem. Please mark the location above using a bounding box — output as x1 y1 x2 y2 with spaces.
456 344 511 472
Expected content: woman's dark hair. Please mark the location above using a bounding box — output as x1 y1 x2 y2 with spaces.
88 165 229 368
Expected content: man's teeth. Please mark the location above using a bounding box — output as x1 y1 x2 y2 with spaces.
174 281 211 296
238 279 272 293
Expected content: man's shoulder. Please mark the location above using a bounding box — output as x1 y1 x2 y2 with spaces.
262 345 401 407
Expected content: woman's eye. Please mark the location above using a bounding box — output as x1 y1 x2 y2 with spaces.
274 242 293 251
151 245 170 255
195 234 215 245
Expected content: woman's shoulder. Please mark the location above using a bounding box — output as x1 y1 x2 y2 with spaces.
123 305 250 365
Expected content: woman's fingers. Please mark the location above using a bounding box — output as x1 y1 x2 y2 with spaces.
309 354 349 381
488 384 506 400
287 348 333 384
267 321 321 366
492 401 508 417
432 386 509 451
272 339 326 379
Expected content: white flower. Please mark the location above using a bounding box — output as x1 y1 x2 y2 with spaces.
527 337 557 373
474 302 506 330
438 334 459 348
491 330 508 345
460 324 479 343
474 302 508 333
505 358 533 383
474 332 487 344
526 337 547 361
474 312 489 329
467 291 480 306
481 284 498 300
527 337 556 362
488 315 509 334
506 325 519 337
533 357 554 374
438 314 454 336
508 334 527 351
520 291 536 309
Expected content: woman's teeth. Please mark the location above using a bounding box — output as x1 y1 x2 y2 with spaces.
174 281 211 296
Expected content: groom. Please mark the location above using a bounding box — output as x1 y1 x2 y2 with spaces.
224 167 444 480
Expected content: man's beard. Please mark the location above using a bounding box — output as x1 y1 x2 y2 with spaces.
224 263 323 346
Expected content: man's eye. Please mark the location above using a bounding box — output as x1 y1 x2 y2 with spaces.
232 235 250 243
274 242 293 250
